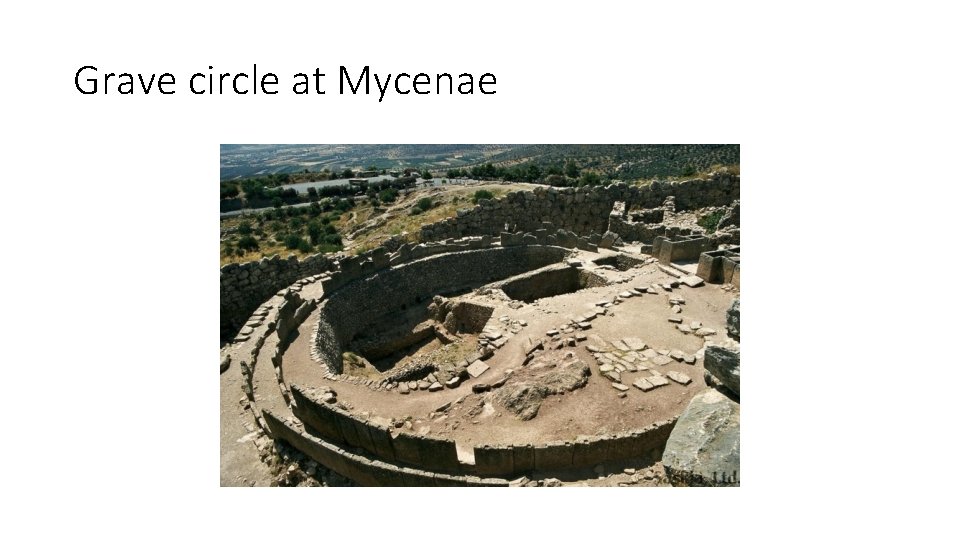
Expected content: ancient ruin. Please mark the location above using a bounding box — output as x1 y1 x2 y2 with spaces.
220 172 741 486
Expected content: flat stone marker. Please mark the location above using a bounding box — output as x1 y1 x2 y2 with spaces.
667 371 692 385
669 350 685 360
633 378 654 391
647 375 670 388
668 316 683 323
680 275 705 287
446 377 460 388
418 380 431 390
398 382 410 394
614 340 632 352
677 324 693 334
612 383 630 392
622 337 646 350
428 382 443 392
599 364 615 373
695 328 717 337
603 370 622 383
653 356 673 366
467 360 490 378
576 322 592 330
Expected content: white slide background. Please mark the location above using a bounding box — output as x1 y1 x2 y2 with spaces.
1 0 958 537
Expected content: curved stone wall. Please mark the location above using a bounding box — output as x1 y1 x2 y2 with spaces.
287 383 680 485
314 245 569 373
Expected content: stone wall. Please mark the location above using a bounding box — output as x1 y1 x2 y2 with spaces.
221 174 738 341
419 174 739 242
291 385 462 474
314 246 569 373
262 409 507 487
221 253 335 339
472 417 678 477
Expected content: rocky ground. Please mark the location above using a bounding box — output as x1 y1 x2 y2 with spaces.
220 246 737 486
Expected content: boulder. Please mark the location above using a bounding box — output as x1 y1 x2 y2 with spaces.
727 298 740 341
663 388 740 486
704 345 740 397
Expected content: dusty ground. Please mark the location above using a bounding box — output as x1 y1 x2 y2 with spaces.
220 244 738 486
277 248 736 480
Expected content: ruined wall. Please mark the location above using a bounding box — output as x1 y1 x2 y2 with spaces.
220 253 335 339
262 409 507 487
221 174 738 341
291 385 462 474
314 246 568 373
472 417 678 477
419 174 739 242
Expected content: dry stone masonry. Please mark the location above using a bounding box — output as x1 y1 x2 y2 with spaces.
221 173 741 487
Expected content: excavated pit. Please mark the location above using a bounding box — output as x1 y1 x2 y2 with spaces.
498 265 609 302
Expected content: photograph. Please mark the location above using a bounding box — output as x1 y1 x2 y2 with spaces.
219 144 741 487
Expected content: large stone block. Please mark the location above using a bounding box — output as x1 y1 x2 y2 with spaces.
704 345 740 397
663 388 740 486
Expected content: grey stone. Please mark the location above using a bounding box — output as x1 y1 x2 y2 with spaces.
647 375 670 388
622 337 646 351
612 383 630 392
668 317 683 323
653 356 673 366
428 381 443 392
704 345 740 397
418 380 431 390
632 378 654 391
663 388 740 486
695 327 717 337
672 305 683 314
667 371 692 385
677 324 692 334
680 275 705 288
603 370 622 383
726 298 740 341
467 360 490 378
445 377 461 388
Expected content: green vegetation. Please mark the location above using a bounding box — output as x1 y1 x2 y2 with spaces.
221 199 349 263
472 189 494 204
697 209 726 234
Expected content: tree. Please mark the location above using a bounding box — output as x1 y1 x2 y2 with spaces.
422 170 433 180
342 168 355 179
237 235 259 250
564 160 580 178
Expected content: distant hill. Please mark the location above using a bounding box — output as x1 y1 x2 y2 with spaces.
481 144 739 180
220 144 739 181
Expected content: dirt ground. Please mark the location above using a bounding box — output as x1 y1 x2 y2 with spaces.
275 249 736 481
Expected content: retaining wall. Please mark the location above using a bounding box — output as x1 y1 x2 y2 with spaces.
472 417 679 477
262 409 507 487
314 246 568 373
291 385 462 474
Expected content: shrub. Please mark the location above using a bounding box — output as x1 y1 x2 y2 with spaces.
284 234 303 249
697 209 726 234
237 221 252 235
237 235 259 250
416 197 433 211
410 207 423 215
472 189 494 204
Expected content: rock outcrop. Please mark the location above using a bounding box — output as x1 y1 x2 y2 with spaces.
662 388 740 486
704 343 740 398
